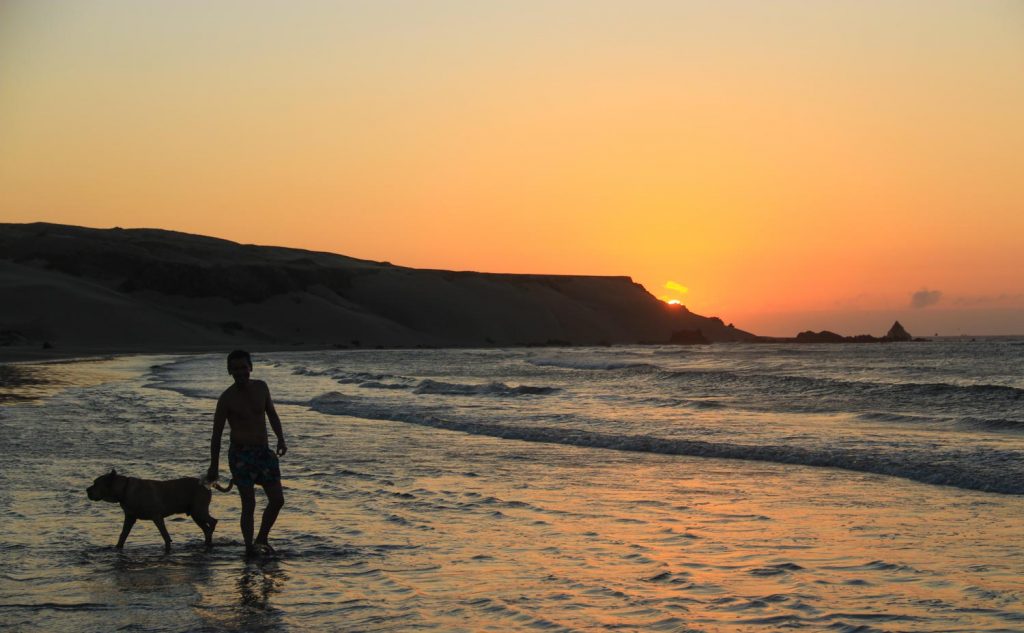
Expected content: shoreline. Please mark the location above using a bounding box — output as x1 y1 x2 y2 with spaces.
3 334 1020 365
0 340 692 364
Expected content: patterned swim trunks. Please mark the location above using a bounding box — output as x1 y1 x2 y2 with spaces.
228 445 282 487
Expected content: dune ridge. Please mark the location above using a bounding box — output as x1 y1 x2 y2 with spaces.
0 222 754 358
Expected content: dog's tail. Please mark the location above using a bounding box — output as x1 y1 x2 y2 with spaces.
212 479 235 493
201 475 235 493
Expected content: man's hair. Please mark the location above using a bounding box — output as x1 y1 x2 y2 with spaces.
227 349 252 369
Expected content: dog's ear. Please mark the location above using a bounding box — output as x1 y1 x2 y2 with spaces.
110 468 117 476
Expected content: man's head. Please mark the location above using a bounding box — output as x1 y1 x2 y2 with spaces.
227 350 253 385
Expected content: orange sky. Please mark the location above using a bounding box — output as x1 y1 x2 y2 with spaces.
1 1 1022 335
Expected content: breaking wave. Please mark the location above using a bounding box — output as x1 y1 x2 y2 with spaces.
854 412 939 424
308 393 1024 495
649 368 1024 418
413 380 559 397
528 359 661 372
358 381 410 390
955 417 1024 432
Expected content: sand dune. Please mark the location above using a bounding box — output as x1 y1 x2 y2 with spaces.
0 223 754 358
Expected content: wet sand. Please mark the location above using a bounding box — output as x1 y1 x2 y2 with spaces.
2 356 1023 632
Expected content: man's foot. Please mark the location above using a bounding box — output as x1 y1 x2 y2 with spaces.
254 539 277 556
245 542 277 557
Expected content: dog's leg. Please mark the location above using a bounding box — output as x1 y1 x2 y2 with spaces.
191 512 215 546
153 517 172 553
117 514 137 549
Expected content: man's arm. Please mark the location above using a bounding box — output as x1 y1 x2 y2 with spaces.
265 383 287 457
208 396 227 481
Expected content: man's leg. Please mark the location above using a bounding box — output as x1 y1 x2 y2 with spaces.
237 483 257 553
255 481 284 550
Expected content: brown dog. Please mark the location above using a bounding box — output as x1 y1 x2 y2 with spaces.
86 469 218 552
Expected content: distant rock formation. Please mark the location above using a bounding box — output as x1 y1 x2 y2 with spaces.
794 330 846 343
885 321 912 342
0 222 758 355
772 320 924 344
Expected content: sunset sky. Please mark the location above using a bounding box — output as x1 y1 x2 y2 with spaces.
2 1 1022 336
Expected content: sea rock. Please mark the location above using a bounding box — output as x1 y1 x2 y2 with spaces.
795 330 846 343
768 321 923 345
885 321 912 342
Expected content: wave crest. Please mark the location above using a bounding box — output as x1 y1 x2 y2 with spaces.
956 417 1024 432
306 396 1024 495
413 380 559 397
529 359 661 372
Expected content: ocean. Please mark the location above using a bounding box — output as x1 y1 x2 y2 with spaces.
2 340 1023 631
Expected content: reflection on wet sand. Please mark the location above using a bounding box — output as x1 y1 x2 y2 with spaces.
237 559 288 611
73 548 218 631
195 558 289 632
109 551 214 595
0 364 55 403
0 357 136 403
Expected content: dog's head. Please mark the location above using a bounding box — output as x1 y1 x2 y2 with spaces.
86 469 122 502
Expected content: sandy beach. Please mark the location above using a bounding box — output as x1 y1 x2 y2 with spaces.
2 350 1023 632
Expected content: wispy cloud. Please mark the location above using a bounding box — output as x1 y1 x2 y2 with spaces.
664 281 689 294
910 288 943 309
952 293 1024 308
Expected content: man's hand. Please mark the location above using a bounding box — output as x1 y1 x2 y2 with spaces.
206 465 219 483
276 438 288 457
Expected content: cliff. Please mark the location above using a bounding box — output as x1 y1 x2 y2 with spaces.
0 223 755 356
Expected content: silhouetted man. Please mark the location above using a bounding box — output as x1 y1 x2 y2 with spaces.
208 350 287 556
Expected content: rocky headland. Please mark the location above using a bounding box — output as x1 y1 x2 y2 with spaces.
0 223 756 359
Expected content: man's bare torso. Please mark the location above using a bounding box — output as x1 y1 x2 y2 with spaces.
216 380 270 446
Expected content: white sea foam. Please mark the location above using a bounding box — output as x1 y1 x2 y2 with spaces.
306 392 1024 495
413 379 559 397
528 358 661 371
